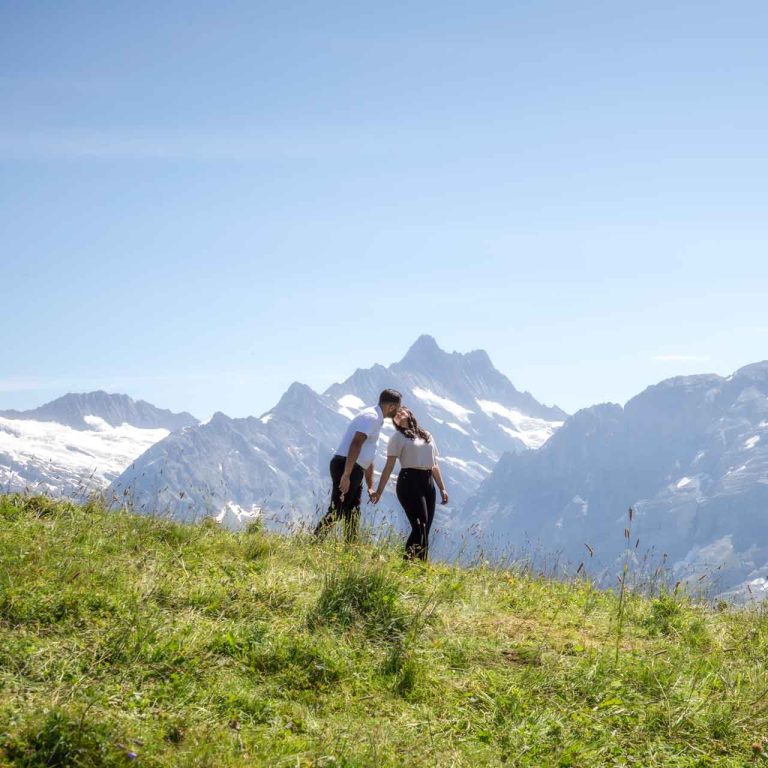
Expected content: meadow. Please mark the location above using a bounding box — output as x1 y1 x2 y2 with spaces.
1 494 767 767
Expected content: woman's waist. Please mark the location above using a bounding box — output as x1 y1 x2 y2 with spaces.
398 466 434 475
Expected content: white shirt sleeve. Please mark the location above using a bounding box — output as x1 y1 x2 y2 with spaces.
387 431 403 458
431 437 438 459
353 411 377 436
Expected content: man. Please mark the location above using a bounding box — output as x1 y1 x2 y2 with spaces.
314 388 402 541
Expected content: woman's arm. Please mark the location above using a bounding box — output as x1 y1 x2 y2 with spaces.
371 456 398 504
364 463 375 500
432 460 449 504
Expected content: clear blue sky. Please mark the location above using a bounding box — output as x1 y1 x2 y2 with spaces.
2 1 767 420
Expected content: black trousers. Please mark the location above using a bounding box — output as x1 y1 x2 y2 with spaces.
314 455 364 541
396 468 436 561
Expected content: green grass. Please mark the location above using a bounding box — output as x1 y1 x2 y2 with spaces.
1 494 767 767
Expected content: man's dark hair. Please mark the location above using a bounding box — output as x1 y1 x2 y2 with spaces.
379 388 402 406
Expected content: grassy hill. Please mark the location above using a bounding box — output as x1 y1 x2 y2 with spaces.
1 494 767 767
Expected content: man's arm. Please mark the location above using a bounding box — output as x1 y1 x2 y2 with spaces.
364 463 375 498
339 431 367 496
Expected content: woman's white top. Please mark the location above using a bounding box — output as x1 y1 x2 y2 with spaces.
387 431 438 470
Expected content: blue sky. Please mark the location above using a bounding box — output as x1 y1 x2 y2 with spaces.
2 1 767 419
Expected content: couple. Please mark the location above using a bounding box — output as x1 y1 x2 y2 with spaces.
314 389 449 561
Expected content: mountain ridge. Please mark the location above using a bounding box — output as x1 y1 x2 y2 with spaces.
110 336 565 522
0 390 198 431
459 359 768 599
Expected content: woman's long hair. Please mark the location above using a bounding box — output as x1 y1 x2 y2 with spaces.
394 407 432 443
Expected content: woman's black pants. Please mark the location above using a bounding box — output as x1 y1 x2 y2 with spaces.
396 468 436 561
314 455 364 542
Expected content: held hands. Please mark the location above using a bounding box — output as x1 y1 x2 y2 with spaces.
369 488 382 504
440 488 449 505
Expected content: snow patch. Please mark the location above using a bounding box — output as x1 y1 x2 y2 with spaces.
337 394 366 410
476 399 562 449
676 477 692 489
744 435 761 450
412 388 474 423
572 495 589 515
442 456 492 480
214 501 261 532
446 422 470 436
0 415 169 492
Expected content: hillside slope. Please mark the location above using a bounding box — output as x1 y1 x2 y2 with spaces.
1 495 766 767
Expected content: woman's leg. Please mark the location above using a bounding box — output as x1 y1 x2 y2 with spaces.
397 471 430 561
421 479 437 561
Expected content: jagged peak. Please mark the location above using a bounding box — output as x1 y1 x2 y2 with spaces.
273 381 321 412
43 390 132 406
399 335 497 370
206 411 233 427
400 334 444 363
465 348 494 368
283 381 317 397
0 390 197 430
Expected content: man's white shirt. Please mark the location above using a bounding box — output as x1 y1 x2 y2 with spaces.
335 405 384 470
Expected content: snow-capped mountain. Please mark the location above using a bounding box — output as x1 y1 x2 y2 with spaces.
110 336 565 524
0 392 198 496
0 391 196 432
325 334 565 492
460 361 768 599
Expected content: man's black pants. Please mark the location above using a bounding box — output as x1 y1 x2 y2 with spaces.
396 468 436 561
314 455 364 541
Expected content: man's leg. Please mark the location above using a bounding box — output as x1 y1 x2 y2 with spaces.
314 456 346 538
340 463 364 543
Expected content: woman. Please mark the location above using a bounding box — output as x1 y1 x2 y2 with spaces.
371 407 449 561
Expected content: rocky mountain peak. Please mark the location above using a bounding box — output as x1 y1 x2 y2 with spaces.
0 391 198 431
399 334 445 366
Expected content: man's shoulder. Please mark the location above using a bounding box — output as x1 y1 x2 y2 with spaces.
352 406 380 430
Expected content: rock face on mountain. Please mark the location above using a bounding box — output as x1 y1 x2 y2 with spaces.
110 337 565 525
111 383 349 524
0 391 197 431
461 362 768 599
0 392 198 496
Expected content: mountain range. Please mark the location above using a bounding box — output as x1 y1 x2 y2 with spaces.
3 338 768 601
108 335 565 524
462 361 768 599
